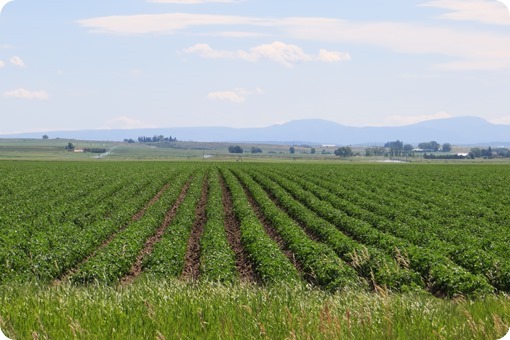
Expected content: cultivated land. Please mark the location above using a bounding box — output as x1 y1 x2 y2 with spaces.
0 161 509 339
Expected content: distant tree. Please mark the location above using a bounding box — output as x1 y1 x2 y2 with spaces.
442 143 452 152
470 147 482 158
228 145 243 154
365 146 386 157
42 135 49 140
289 146 296 154
418 141 440 152
251 147 263 154
66 142 75 151
495 148 510 158
310 148 316 154
404 144 414 152
385 140 404 157
481 147 493 158
124 138 135 143
334 146 353 158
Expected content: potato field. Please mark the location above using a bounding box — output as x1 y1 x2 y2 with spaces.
1 161 509 297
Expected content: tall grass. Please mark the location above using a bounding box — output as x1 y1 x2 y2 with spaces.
0 279 508 339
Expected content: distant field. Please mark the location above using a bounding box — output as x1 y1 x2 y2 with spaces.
0 138 341 161
0 161 509 338
2 138 509 164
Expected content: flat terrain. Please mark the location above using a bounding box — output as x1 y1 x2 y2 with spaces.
0 161 509 338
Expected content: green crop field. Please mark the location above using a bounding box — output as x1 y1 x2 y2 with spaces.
0 161 509 339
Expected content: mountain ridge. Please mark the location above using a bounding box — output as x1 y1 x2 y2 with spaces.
1 116 509 145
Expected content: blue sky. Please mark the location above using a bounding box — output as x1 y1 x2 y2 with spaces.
1 0 510 134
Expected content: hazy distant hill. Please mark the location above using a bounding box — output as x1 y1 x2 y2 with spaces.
2 116 509 145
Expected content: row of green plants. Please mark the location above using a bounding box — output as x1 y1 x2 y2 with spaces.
143 171 206 278
231 168 360 291
313 165 510 252
1 169 174 284
280 168 510 292
245 168 424 292
199 170 238 283
254 167 493 296
70 171 193 284
220 169 301 284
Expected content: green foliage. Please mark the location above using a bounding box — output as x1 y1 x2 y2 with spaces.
334 146 353 157
1 161 509 298
221 169 301 284
199 170 238 283
228 145 243 154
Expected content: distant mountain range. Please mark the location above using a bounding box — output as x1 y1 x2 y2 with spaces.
2 116 510 146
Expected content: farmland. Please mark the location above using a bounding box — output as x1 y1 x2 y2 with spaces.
0 161 509 338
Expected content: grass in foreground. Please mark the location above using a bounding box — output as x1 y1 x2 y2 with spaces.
0 279 508 339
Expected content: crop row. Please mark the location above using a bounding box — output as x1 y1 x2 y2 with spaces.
1 162 508 297
70 170 194 284
251 167 493 296
282 169 510 291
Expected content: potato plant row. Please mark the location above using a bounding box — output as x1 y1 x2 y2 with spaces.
1 166 178 283
1 161 509 297
230 168 361 291
199 170 238 283
254 168 493 296
290 170 510 291
220 168 301 284
244 169 424 292
70 170 193 284
143 170 206 278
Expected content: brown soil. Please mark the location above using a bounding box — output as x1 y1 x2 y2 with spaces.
53 182 172 285
219 174 258 283
181 176 209 281
120 179 192 285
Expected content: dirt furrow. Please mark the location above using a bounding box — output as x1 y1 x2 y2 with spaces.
181 176 209 281
120 180 192 285
54 182 172 285
219 174 258 283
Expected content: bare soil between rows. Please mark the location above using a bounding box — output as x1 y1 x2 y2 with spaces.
181 176 209 281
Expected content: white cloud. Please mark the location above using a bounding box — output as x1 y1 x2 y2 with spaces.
0 60 5 68
184 42 350 67
78 13 269 35
198 31 268 38
280 18 510 70
381 112 454 126
3 88 49 100
78 12 510 70
207 91 245 103
101 116 151 129
148 0 238 3
207 87 263 103
489 116 510 125
9 56 25 67
317 49 351 62
420 0 510 26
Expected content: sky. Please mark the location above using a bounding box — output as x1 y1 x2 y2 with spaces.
1 0 510 134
